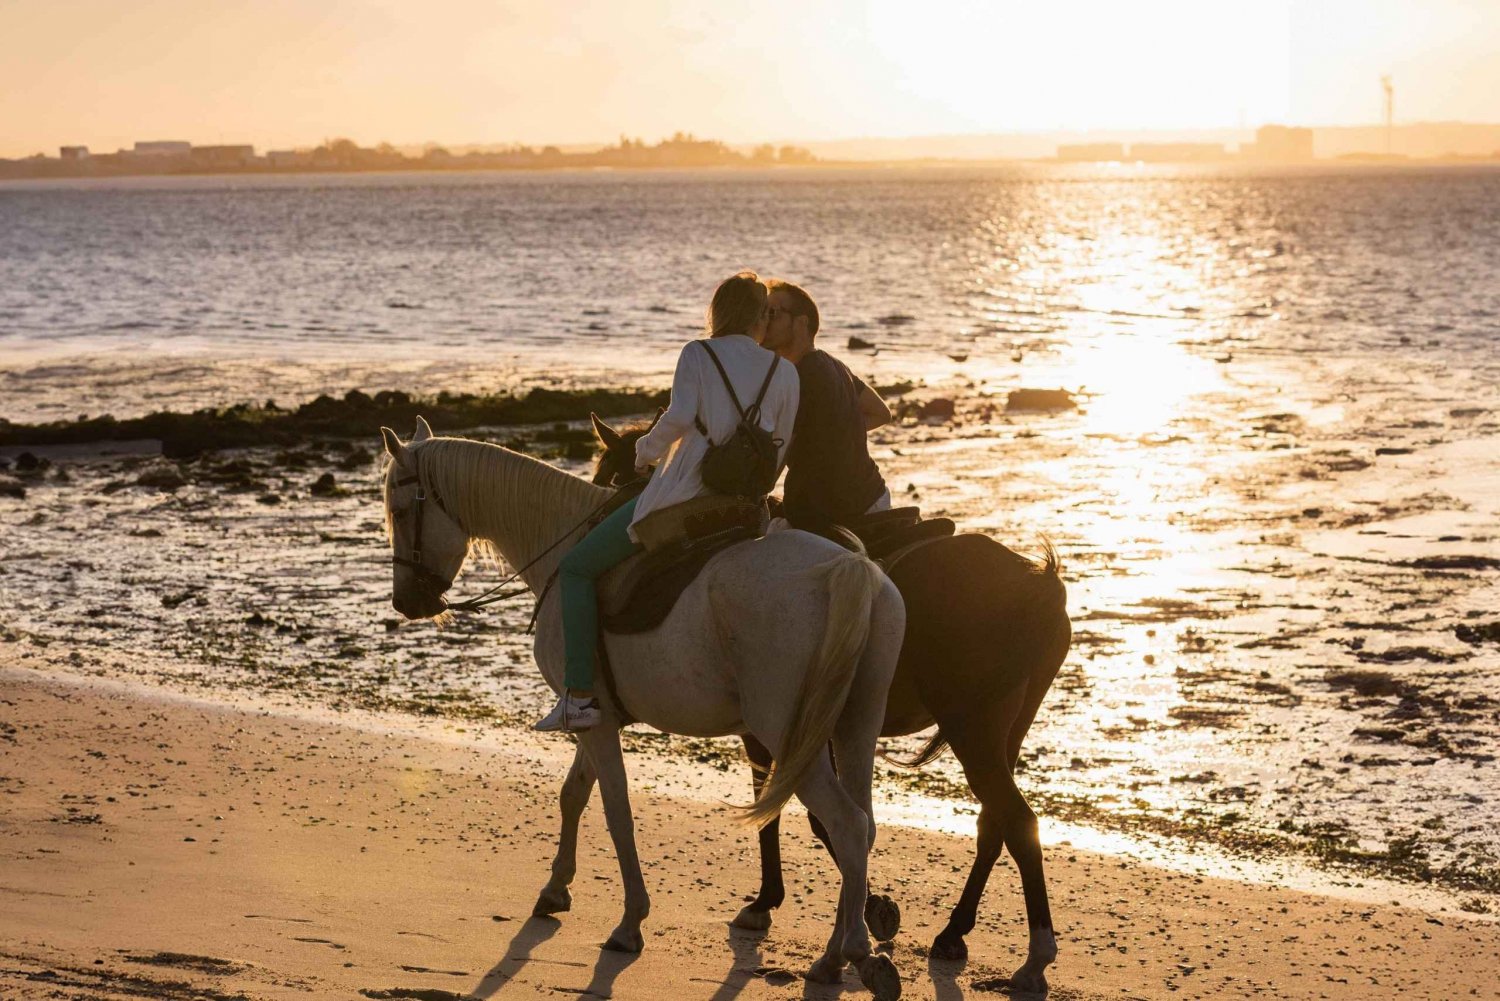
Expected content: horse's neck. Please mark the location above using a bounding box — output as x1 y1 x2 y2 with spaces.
420 437 609 591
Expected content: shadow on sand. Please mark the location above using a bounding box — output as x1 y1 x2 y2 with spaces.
463 914 1032 1000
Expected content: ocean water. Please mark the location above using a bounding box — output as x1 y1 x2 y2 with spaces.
2 165 1498 900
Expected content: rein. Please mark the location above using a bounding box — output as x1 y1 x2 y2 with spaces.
392 466 637 622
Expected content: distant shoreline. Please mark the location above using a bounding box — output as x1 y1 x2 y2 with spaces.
5 157 1500 185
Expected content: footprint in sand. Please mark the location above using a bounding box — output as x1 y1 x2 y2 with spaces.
292 936 348 950
398 964 467 977
124 951 245 975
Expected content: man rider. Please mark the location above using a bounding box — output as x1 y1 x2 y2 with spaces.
760 279 892 532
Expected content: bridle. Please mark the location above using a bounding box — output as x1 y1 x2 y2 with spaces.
391 471 458 598
389 459 626 619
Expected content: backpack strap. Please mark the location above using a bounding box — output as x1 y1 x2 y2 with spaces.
693 340 782 436
744 353 780 424
695 339 745 438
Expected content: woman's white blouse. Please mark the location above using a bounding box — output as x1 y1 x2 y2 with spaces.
628 334 800 541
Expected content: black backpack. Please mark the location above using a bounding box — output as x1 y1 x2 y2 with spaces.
694 340 783 498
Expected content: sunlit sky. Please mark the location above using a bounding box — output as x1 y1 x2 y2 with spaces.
2 0 1498 157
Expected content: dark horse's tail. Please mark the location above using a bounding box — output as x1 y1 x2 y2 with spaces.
886 535 1069 769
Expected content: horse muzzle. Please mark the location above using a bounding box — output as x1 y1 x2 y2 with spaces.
393 589 449 620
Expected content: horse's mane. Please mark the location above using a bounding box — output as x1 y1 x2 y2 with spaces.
402 435 607 567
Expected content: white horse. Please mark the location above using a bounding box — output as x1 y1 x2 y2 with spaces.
379 418 906 999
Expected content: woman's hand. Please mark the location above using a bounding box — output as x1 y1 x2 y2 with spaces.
634 461 652 479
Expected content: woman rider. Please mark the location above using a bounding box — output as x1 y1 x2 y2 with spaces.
534 271 801 731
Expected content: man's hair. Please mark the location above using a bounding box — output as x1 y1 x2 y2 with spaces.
765 278 820 338
706 271 769 338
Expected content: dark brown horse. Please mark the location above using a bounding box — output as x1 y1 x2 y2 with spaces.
590 414 1071 991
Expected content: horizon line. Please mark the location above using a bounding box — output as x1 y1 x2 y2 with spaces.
10 119 1500 160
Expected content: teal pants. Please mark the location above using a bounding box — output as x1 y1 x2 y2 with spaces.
559 495 642 690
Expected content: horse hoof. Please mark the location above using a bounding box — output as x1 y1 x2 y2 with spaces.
730 905 772 931
603 927 643 953
929 934 967 962
1008 963 1049 995
865 893 901 942
857 953 902 1001
1002 972 1050 996
805 955 845 984
532 886 571 917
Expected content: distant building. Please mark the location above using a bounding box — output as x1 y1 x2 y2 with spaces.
1129 142 1227 162
191 144 256 167
1245 125 1314 162
1057 142 1125 162
59 145 89 160
132 140 191 157
266 149 312 168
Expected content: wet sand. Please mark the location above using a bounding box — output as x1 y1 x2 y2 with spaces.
3 659 1499 1001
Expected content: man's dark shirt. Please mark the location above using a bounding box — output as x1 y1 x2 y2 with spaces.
783 349 886 526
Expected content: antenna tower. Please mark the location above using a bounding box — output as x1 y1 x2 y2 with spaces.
1381 75 1394 154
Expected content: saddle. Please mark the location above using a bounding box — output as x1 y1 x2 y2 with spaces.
595 490 766 635
600 524 756 634
787 505 957 564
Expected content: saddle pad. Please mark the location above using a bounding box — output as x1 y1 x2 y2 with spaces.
601 526 756 634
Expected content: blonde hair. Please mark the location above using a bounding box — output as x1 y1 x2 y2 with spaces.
706 271 768 338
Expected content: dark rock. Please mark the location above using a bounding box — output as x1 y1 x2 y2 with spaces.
15 452 47 473
310 472 345 497
1355 646 1468 664
1403 555 1500 571
847 335 877 351
343 389 375 408
136 465 187 491
1326 669 1408 698
161 591 199 609
256 492 282 505
1455 622 1500 645
919 398 956 421
0 479 25 499
1006 388 1076 412
1375 446 1414 456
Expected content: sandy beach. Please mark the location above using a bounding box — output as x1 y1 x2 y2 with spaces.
4 654 1497 1001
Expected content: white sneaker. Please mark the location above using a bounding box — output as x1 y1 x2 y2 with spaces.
533 692 602 732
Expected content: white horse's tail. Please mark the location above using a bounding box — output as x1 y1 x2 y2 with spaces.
743 551 884 829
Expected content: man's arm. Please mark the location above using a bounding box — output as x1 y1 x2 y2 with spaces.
856 378 892 431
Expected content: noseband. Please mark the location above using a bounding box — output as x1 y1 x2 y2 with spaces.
392 472 456 597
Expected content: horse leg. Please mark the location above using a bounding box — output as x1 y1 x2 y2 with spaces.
731 735 784 931
534 745 596 917
793 757 881 988
930 691 1056 991
576 725 650 953
830 686 903 946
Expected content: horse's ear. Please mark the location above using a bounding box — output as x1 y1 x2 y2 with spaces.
648 406 666 431
380 427 410 467
591 412 622 449
412 415 434 442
